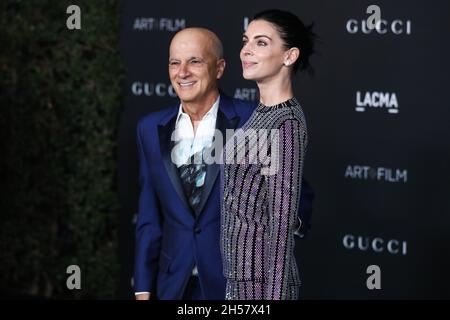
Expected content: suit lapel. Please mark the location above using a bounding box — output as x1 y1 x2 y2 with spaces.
195 96 240 217
158 115 191 213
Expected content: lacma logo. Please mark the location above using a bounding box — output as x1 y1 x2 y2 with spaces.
133 17 185 31
346 19 411 35
131 82 177 97
343 234 407 256
345 165 407 183
356 91 399 114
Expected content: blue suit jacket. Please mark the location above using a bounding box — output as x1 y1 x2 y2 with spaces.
134 94 313 299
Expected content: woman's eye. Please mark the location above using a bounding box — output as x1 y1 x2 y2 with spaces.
257 41 267 46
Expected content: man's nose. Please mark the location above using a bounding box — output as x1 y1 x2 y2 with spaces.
178 63 190 78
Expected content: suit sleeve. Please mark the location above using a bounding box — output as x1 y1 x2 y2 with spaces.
133 120 163 293
265 119 306 299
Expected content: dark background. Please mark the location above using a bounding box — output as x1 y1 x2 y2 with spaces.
118 0 450 299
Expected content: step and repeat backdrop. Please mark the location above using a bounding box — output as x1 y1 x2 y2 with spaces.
118 0 450 299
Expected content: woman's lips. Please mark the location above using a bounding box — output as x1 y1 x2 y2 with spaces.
242 61 257 68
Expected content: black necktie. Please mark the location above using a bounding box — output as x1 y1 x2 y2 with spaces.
178 149 207 213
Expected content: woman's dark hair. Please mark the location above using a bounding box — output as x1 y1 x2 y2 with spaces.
253 9 316 74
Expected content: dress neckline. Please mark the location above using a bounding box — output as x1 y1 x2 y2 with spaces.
256 97 298 112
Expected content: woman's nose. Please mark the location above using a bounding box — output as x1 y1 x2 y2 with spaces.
241 45 253 57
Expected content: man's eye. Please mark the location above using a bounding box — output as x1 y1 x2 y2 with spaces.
191 60 201 64
169 61 179 66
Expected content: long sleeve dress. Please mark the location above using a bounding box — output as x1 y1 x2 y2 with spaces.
220 97 307 300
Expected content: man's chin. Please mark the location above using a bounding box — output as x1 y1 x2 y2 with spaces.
178 96 193 102
178 98 200 106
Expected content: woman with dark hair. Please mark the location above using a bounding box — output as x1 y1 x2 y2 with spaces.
220 9 315 300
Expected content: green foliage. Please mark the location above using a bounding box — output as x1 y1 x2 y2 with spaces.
0 0 124 298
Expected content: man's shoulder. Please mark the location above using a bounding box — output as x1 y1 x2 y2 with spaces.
230 97 257 110
138 104 178 128
223 96 257 117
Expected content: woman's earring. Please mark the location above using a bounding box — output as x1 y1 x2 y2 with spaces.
284 61 291 66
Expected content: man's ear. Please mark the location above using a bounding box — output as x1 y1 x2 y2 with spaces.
216 59 226 79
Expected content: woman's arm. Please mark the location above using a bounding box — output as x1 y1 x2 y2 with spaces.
265 118 306 299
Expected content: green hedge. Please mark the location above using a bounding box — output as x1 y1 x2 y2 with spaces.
0 0 124 298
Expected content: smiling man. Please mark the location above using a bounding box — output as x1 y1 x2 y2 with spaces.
168 28 225 130
133 28 314 300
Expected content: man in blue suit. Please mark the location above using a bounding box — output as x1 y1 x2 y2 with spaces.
134 28 313 300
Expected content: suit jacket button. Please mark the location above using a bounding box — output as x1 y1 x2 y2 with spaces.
194 227 201 234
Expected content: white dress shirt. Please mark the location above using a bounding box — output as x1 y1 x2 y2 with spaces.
172 97 219 168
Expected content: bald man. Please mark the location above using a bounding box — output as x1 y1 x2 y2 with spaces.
134 28 314 300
